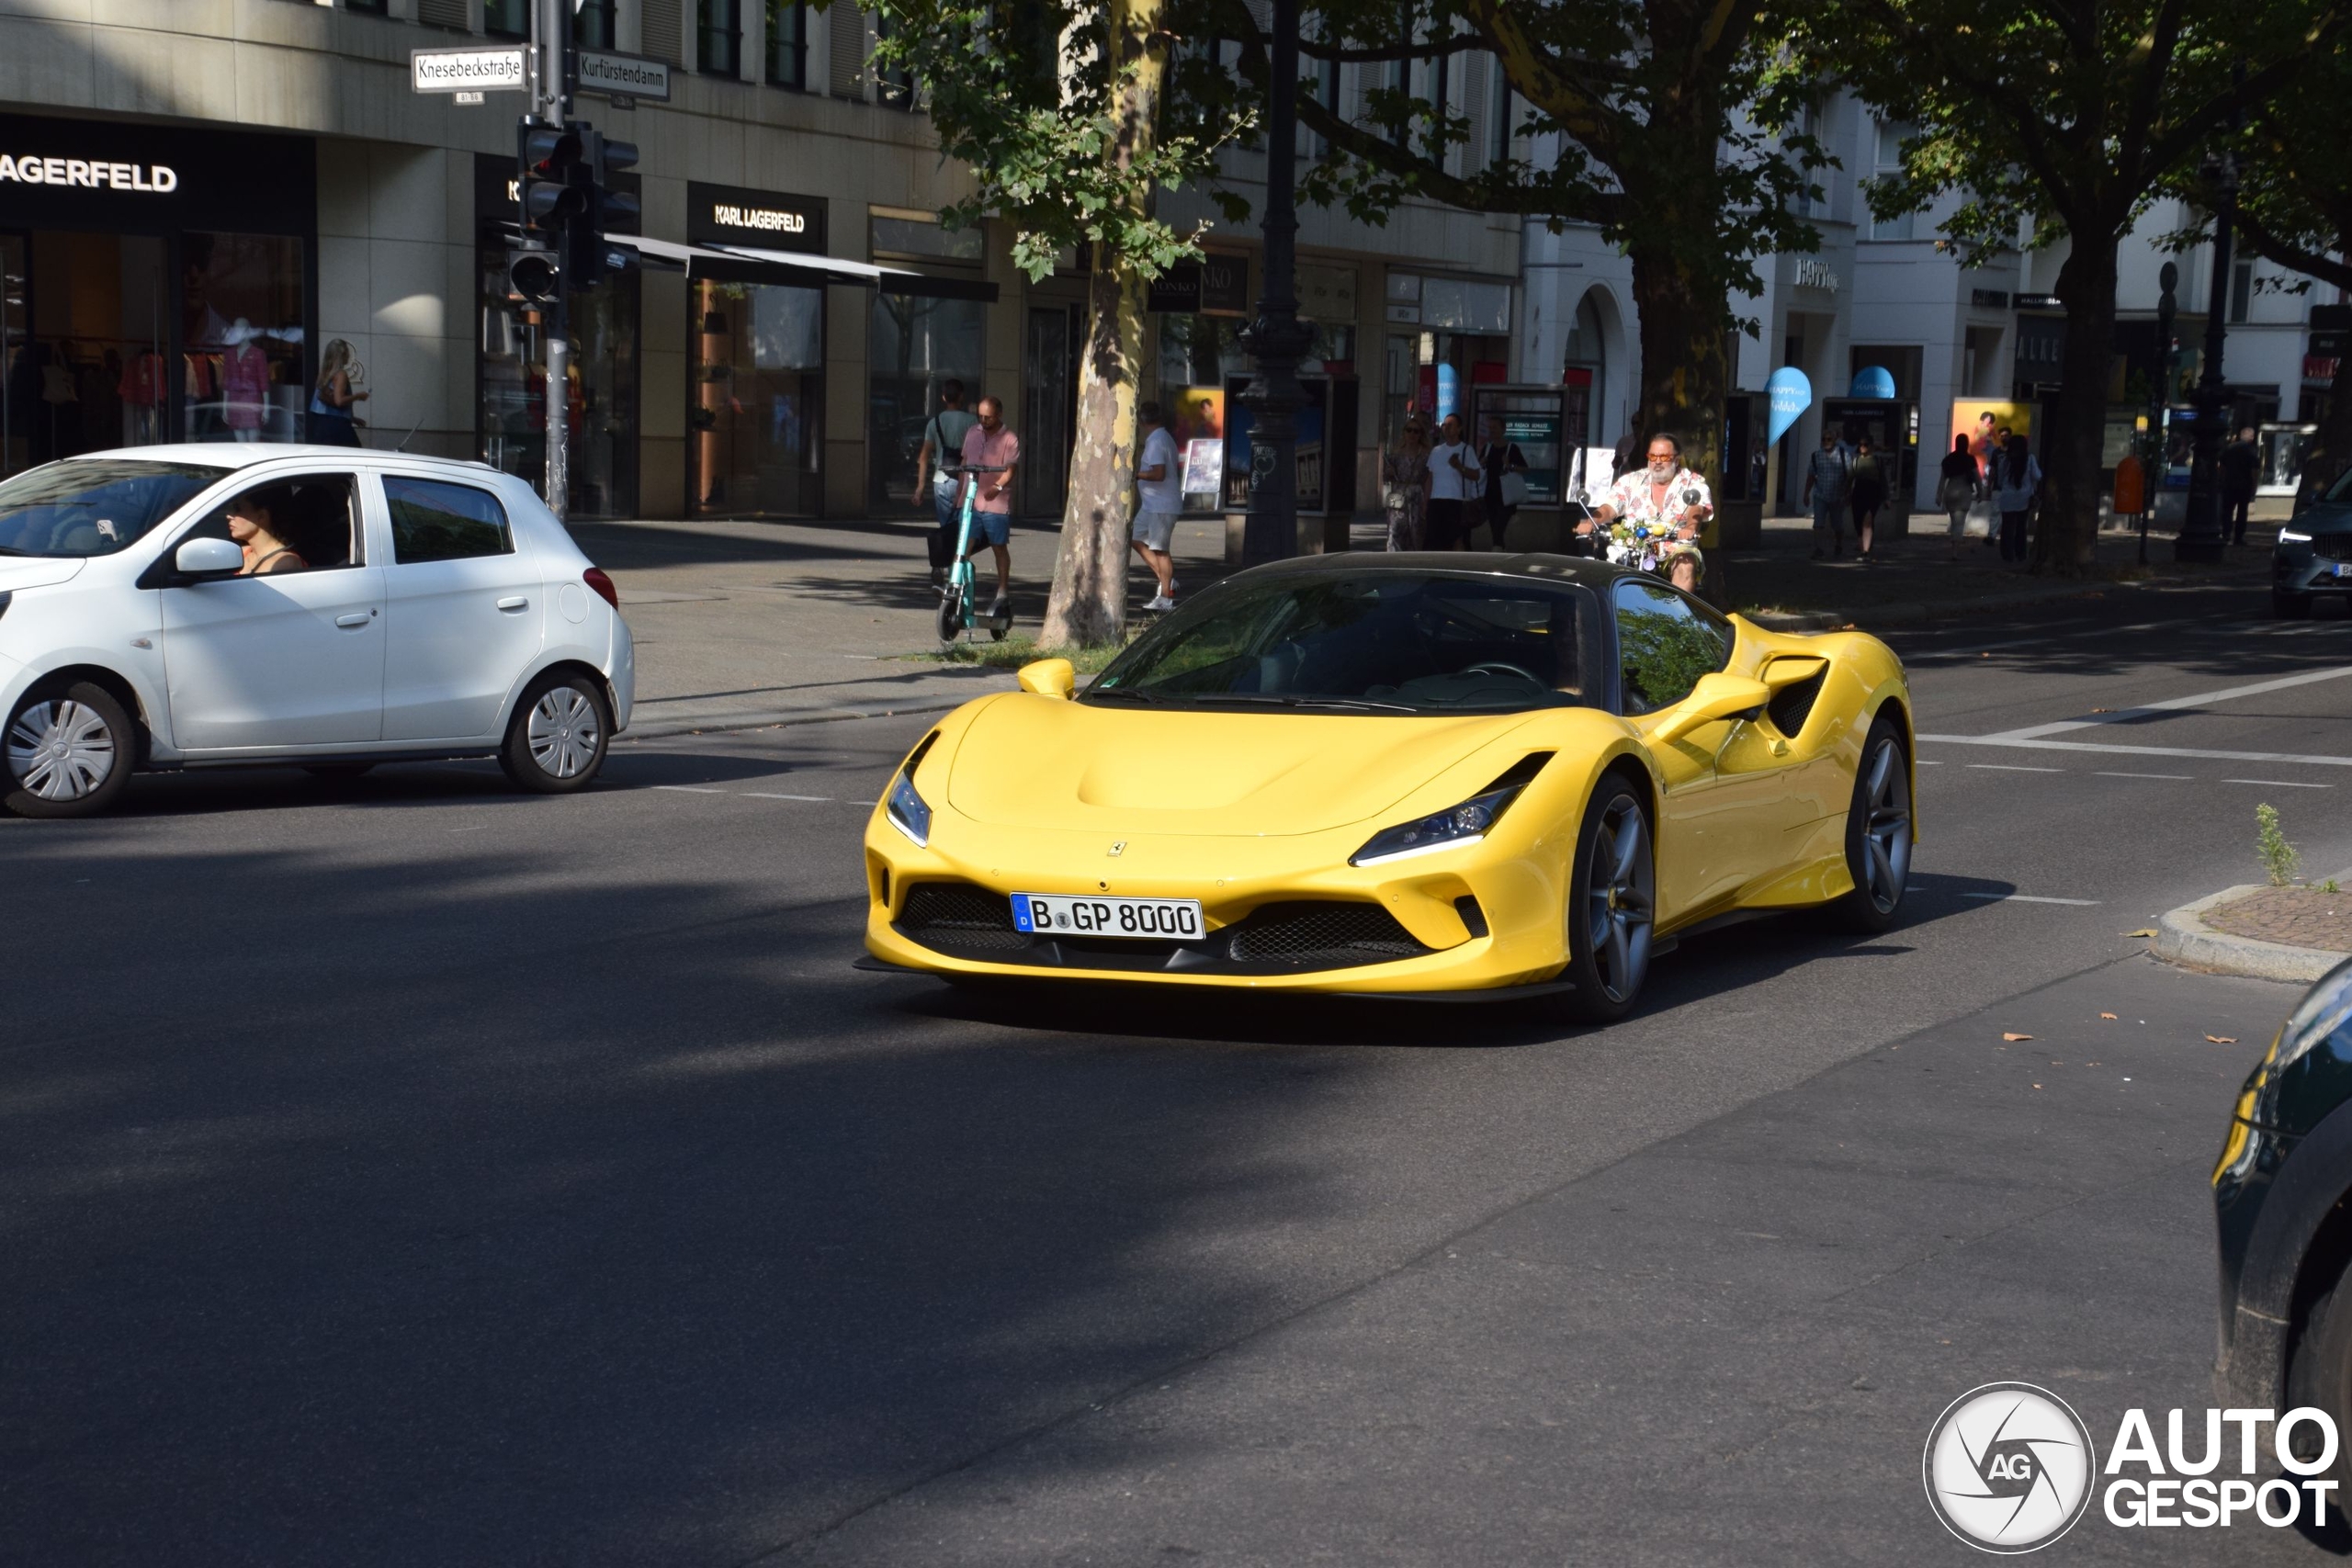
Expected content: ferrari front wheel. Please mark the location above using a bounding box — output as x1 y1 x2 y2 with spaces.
1554 780 1655 1024
1834 716 1912 931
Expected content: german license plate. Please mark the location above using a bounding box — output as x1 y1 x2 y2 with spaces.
2333 562 2350 578
1011 893 1204 940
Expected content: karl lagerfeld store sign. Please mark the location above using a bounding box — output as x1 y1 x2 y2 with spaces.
686 181 827 255
0 113 314 233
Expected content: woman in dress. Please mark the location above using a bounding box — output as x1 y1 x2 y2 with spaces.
1849 436 1887 563
309 339 368 448
1381 414 1431 551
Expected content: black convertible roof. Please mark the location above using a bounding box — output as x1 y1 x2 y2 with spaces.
1222 550 1649 591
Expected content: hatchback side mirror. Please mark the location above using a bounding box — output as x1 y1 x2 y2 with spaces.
175 537 244 579
1652 671 1772 744
1017 658 1077 700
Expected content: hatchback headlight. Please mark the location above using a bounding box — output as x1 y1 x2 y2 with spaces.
1351 784 1524 866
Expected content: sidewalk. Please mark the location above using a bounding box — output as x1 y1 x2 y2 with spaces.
581 502 2290 739
574 513 1233 738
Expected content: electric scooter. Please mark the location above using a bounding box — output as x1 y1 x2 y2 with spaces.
935 462 1015 645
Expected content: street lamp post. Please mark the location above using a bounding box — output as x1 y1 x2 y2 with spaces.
2175 151 2238 563
2144 261 2177 566
1238 0 1312 566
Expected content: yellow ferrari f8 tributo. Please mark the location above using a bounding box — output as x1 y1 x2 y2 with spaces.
862 554 1913 1021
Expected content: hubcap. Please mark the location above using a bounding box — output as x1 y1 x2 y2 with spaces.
1584 796 1654 1004
6 699 116 801
1859 737 1913 913
526 687 600 779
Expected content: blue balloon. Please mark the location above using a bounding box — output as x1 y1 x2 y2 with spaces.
1849 365 1897 400
1766 367 1812 445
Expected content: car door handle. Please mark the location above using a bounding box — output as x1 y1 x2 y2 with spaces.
335 613 373 628
497 596 530 612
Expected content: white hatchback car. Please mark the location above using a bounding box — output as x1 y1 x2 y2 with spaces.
0 446 635 818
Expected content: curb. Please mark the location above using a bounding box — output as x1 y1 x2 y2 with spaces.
2153 883 2352 985
1743 567 2269 636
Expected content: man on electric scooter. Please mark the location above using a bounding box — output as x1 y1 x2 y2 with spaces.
958 395 1019 618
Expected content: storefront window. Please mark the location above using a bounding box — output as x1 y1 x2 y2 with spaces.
694 280 822 516
869 293 985 510
182 231 305 445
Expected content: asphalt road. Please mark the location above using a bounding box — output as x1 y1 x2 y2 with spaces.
6 580 2351 1565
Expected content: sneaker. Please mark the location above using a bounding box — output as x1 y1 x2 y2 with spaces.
989 592 1009 616
930 566 947 586
1145 594 1175 612
1165 579 1179 597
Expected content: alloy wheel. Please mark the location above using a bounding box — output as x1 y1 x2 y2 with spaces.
1858 736 1912 913
1584 795 1654 1004
6 699 117 802
526 686 601 780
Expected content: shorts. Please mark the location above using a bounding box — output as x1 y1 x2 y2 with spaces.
932 483 962 533
1133 507 1178 551
966 510 1011 549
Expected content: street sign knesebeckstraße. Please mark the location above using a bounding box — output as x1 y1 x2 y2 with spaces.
577 50 672 103
413 46 526 94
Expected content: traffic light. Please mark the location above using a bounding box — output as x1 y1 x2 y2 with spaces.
565 126 640 285
507 244 560 305
517 118 585 239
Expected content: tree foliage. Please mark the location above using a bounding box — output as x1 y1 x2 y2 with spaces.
1801 0 2347 572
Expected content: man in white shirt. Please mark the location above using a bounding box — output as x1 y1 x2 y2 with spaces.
1131 400 1182 610
1424 412 1481 550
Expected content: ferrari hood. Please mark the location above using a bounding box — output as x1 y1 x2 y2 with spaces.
944 696 1545 837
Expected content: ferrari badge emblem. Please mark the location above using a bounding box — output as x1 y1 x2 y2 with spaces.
1107 840 1126 857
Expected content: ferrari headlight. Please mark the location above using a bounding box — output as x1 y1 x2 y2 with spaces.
1351 784 1523 866
2278 529 2313 545
883 732 940 847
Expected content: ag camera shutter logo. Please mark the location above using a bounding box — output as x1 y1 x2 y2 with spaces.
1923 1382 2096 1553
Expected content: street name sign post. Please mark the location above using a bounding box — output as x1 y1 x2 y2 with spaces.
411 46 527 94
575 50 672 107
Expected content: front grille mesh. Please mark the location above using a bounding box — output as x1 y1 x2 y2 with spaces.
1227 902 1428 965
2312 535 2352 561
899 883 1029 950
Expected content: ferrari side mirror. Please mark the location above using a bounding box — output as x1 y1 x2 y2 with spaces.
1652 671 1772 744
1018 658 1077 700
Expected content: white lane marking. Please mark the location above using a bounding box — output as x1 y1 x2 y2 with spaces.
653 784 728 794
1921 735 2352 767
1917 759 1944 765
745 792 836 801
1968 763 2064 772
1961 893 2102 906
2098 771 2194 780
2222 778 2334 789
1983 665 2352 740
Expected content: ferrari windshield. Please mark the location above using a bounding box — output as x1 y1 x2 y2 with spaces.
1089 571 1589 713
0 460 223 558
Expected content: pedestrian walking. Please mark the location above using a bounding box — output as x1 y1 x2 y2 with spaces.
912 378 981 584
2222 425 2259 545
1802 429 1852 558
1478 414 1530 550
1849 436 1887 563
1994 432 2041 563
1381 414 1431 550
309 339 368 447
1131 400 1182 610
1936 434 1978 558
1424 413 1482 551
956 395 1019 615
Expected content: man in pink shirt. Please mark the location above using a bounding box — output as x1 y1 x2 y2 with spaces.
958 395 1020 614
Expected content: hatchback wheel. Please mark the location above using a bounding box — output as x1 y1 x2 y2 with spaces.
5 682 136 819
501 671 610 794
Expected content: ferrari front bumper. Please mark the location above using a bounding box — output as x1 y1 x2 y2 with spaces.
862 808 1574 995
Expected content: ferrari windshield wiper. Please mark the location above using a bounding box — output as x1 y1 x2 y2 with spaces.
1082 686 1159 703
1191 694 1419 715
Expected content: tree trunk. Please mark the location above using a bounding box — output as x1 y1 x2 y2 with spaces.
1626 244 1729 602
2036 242 2119 576
1040 0 1163 649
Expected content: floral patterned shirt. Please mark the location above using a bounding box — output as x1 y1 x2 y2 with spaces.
1604 467 1713 536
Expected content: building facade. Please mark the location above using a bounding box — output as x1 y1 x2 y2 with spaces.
0 0 1531 526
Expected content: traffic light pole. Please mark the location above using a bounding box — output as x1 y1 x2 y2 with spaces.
535 0 572 522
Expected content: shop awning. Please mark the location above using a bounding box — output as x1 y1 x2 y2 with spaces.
605 234 997 301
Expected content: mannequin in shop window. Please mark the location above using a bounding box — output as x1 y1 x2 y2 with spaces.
222 319 271 443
